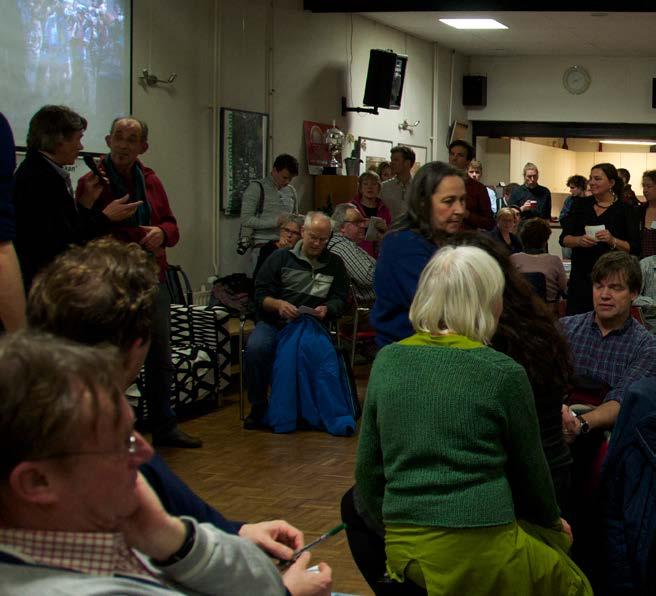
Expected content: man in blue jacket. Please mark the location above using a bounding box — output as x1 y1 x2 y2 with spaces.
245 211 349 429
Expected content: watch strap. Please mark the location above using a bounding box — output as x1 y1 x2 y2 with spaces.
575 412 591 435
153 518 196 567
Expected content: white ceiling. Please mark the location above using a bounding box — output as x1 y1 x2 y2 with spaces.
359 11 656 57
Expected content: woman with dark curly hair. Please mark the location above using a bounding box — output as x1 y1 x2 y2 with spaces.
451 231 573 503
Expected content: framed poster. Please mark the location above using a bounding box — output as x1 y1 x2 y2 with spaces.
358 137 393 175
400 144 428 176
220 108 269 216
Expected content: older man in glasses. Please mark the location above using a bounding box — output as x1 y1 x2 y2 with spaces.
327 203 376 305
245 212 349 429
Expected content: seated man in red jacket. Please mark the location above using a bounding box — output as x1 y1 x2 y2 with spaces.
76 117 201 449
448 140 494 231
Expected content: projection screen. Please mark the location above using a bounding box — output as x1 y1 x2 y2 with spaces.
1 0 131 154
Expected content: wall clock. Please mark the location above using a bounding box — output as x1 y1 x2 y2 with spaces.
563 65 591 95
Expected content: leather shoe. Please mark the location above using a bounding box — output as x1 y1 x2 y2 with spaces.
153 427 203 449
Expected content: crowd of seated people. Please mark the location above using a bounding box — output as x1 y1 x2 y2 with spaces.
5 99 656 595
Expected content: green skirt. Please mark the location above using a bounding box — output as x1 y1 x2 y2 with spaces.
385 521 593 596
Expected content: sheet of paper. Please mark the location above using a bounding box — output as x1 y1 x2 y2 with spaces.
297 305 318 317
650 221 656 230
365 216 384 241
585 224 606 238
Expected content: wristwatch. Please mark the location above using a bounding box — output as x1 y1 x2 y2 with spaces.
153 518 196 567
575 412 590 435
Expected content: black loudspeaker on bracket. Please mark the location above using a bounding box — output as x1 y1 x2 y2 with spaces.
341 97 379 117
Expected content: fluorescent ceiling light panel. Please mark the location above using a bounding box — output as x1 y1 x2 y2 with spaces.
601 140 655 146
439 18 508 30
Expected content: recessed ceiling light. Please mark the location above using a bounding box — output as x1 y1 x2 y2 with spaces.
439 18 508 30
601 139 655 146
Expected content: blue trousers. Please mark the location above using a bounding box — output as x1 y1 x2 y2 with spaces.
245 320 279 408
140 454 242 534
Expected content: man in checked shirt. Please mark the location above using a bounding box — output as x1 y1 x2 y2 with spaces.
561 251 656 443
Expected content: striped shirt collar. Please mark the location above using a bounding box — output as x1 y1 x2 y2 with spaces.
0 528 157 581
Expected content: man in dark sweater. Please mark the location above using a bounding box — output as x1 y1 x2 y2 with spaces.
448 140 494 231
13 105 138 290
509 162 552 221
245 212 349 429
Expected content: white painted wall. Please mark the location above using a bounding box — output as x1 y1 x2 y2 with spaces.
132 0 215 288
482 138 510 187
467 56 656 123
130 1 468 286
214 1 467 280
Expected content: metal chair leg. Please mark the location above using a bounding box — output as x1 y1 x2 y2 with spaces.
239 316 246 421
351 309 359 367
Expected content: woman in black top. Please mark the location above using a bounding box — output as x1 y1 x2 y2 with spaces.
560 163 640 315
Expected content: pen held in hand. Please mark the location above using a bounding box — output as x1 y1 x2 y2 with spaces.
278 523 346 570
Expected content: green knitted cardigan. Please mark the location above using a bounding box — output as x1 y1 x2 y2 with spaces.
355 332 560 530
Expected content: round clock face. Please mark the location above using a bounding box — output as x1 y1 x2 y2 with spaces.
563 66 591 95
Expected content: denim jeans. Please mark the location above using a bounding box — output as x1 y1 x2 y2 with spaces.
244 320 279 409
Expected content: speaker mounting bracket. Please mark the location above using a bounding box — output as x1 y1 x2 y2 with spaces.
341 97 379 117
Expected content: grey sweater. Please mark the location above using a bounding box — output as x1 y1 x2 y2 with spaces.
0 519 286 595
240 175 297 244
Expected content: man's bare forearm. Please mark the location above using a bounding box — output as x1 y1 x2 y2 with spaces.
581 400 620 432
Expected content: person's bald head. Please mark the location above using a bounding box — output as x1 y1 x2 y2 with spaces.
301 212 332 258
105 117 149 172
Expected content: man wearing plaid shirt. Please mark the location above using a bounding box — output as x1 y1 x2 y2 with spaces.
327 203 376 304
561 251 656 443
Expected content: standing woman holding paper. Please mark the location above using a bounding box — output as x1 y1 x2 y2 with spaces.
560 163 640 315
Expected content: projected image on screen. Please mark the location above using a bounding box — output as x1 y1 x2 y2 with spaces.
2 0 131 153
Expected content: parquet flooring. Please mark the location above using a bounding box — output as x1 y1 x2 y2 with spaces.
156 363 373 595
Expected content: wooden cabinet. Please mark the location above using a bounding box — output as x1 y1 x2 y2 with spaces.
313 175 358 211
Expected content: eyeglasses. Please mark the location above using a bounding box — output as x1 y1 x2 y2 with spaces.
307 232 330 243
36 432 139 460
281 227 301 235
344 219 364 225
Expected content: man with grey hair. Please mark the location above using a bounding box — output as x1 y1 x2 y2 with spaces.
509 162 552 221
245 211 349 429
76 116 200 449
13 105 139 289
327 203 376 303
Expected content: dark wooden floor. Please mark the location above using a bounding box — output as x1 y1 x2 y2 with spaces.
156 363 373 596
